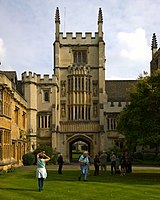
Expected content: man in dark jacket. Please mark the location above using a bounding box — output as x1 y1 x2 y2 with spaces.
57 153 64 174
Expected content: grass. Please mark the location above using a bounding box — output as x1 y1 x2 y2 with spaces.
0 166 160 200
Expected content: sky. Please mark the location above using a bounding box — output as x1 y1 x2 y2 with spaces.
0 0 160 80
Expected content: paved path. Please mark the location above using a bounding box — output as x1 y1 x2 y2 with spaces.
20 164 160 171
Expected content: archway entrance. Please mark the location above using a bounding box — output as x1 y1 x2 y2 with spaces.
69 138 91 162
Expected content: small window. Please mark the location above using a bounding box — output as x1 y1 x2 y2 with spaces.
0 91 2 114
44 91 49 102
0 102 2 114
22 112 26 128
0 130 2 144
15 106 19 124
73 51 87 64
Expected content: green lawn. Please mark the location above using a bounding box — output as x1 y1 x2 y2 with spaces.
0 166 160 200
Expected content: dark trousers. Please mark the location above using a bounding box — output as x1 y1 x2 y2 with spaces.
94 164 99 176
58 164 63 174
111 161 116 174
38 178 44 191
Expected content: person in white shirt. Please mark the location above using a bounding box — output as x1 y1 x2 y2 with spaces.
36 151 50 192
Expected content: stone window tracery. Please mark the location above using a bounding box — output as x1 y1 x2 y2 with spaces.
73 50 87 64
38 114 51 129
67 71 91 121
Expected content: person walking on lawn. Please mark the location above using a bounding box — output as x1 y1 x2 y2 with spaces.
78 151 89 181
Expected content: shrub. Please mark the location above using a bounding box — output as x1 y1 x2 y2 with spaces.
33 145 56 164
132 152 144 160
7 165 16 173
107 146 122 157
143 153 156 161
22 153 35 166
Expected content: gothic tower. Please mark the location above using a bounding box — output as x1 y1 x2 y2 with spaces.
53 7 107 161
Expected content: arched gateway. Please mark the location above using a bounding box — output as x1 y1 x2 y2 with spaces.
68 135 93 162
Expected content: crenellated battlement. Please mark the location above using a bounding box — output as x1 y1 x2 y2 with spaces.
59 32 99 45
22 71 37 83
22 71 58 84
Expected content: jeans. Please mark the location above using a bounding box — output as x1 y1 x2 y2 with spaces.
79 165 88 180
38 178 44 191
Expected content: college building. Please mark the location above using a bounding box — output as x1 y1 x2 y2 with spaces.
0 71 27 170
0 8 159 165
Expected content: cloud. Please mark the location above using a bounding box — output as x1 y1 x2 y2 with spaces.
118 28 151 62
0 38 6 61
0 0 160 80
106 28 152 80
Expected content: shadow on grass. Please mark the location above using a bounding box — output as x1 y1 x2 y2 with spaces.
0 187 37 192
20 169 160 186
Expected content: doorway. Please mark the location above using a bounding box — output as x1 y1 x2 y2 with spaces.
69 138 91 162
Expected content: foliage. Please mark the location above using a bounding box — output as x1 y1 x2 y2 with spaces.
143 153 157 161
107 146 122 157
33 144 57 164
117 71 160 152
7 165 16 173
132 152 144 160
22 152 35 166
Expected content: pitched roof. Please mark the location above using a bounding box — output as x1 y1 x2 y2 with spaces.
0 71 17 83
105 80 136 101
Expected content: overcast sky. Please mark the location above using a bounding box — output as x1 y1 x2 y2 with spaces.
0 0 160 80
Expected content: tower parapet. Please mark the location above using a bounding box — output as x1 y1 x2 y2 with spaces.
22 71 37 83
37 74 58 85
59 32 99 45
22 71 58 85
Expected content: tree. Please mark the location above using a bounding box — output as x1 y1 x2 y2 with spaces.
117 71 160 153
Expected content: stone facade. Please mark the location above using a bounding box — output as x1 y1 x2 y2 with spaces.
2 8 158 163
21 8 129 162
0 72 27 170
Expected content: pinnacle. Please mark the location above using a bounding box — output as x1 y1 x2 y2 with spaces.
98 8 103 23
151 33 158 50
55 7 60 23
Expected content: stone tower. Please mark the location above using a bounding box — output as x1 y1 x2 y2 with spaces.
53 7 107 161
22 7 107 162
